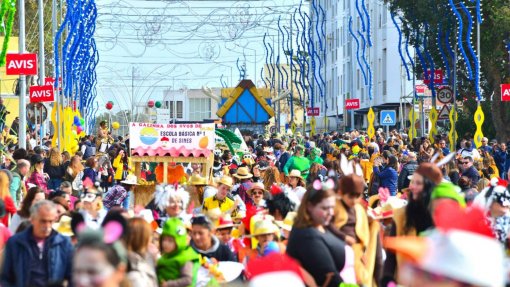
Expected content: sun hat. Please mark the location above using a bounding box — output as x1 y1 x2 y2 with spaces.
189 174 207 186
216 214 237 230
120 174 138 185
251 219 279 237
52 215 74 237
234 166 253 179
274 212 297 232
247 182 267 196
216 175 234 188
288 170 303 179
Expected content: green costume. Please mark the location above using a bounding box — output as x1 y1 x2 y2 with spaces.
309 148 324 165
157 218 201 286
283 155 311 178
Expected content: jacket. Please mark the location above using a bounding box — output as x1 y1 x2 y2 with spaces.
43 160 65 179
397 160 418 191
127 252 158 287
373 166 398 195
1 227 73 287
461 166 480 185
190 236 235 262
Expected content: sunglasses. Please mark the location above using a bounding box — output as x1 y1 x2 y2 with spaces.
252 191 264 195
461 162 470 164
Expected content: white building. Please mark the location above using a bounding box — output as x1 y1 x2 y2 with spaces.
310 0 413 131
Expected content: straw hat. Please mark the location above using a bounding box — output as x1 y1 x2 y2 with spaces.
234 167 253 179
367 197 407 220
121 174 138 185
288 170 303 179
216 214 237 230
52 215 74 237
275 212 297 232
189 174 207 186
252 219 279 237
247 182 267 196
216 176 234 188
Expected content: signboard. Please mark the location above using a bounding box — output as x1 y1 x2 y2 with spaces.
415 85 426 95
423 69 443 85
380 110 396 126
29 85 54 103
345 99 360 110
129 122 215 152
437 86 454 104
502 84 510 102
438 105 451 120
5 53 38 75
306 107 320 117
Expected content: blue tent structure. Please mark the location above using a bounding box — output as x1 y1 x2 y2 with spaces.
217 80 274 131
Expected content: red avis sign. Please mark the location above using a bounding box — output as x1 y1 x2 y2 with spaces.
306 107 320 116
29 85 54 103
345 99 360 110
5 53 38 75
502 84 510 102
423 69 443 85
45 77 63 90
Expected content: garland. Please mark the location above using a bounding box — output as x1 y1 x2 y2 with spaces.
0 0 16 67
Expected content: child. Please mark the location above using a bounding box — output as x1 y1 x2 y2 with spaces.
239 218 280 263
488 188 510 246
215 214 244 256
157 218 200 287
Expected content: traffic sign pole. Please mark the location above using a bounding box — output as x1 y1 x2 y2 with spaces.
18 0 26 149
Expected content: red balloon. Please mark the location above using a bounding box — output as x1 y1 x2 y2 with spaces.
147 100 155 108
106 102 113 110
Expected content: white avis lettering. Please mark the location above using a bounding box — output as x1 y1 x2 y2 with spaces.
31 90 52 98
7 59 34 69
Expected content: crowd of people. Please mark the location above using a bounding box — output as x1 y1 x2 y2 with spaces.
0 125 508 287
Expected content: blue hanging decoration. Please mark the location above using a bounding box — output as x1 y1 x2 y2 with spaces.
475 0 482 23
277 17 290 91
448 0 473 81
415 31 429 88
437 24 451 86
355 0 366 32
361 0 372 46
358 31 373 100
460 2 481 100
291 9 303 105
263 33 273 90
423 23 436 98
311 1 325 102
391 12 410 80
444 26 455 77
348 17 367 85
318 3 327 108
267 41 276 91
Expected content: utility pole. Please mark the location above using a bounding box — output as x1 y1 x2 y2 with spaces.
38 0 45 142
18 0 27 149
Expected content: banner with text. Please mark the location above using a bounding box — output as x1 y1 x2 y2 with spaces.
129 122 215 152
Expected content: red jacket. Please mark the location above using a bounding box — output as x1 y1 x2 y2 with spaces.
1 196 17 227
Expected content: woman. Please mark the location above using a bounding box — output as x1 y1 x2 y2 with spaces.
382 163 441 285
51 196 70 219
418 139 434 163
65 155 85 193
262 166 281 191
188 174 207 214
44 147 66 190
0 171 16 227
125 217 158 287
156 184 191 223
190 215 235 262
82 157 99 184
287 181 347 287
373 155 398 196
246 182 268 209
73 227 128 287
96 120 113 150
286 170 307 202
27 154 49 194
9 187 46 233
113 149 130 182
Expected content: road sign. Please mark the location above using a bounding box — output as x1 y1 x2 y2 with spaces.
437 86 454 104
502 84 510 102
438 105 451 120
345 99 360 110
423 69 443 85
380 110 396 126
5 53 38 75
29 85 55 103
306 107 320 116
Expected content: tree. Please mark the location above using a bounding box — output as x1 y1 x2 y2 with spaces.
385 0 510 141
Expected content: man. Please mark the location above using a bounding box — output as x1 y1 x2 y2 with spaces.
459 156 480 185
398 152 419 191
0 97 9 131
203 176 236 214
494 143 509 179
9 117 19 136
11 159 30 207
438 139 450 156
283 145 311 179
1 200 73 286
458 141 481 161
479 137 492 153
103 174 137 210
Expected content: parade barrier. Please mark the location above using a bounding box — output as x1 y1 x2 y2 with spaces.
129 122 215 206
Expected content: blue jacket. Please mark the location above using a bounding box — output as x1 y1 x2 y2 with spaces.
1 227 73 287
494 150 510 176
374 166 398 196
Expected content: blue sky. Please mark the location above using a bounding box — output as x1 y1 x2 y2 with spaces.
95 0 307 114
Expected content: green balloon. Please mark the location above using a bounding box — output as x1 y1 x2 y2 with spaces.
155 101 162 108
80 118 85 126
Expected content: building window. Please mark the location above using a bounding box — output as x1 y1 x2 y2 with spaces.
189 98 211 121
168 101 184 119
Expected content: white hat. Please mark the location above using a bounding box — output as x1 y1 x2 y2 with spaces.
120 174 138 185
249 272 304 287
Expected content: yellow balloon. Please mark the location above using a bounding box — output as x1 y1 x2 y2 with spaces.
112 122 120 130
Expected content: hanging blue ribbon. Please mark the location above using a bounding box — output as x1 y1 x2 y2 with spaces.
448 0 473 81
391 12 410 80
460 1 481 100
349 17 367 86
361 0 372 46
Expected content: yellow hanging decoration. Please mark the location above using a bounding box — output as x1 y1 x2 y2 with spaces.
408 107 418 140
323 116 329 132
448 106 458 149
473 105 484 148
428 107 438 143
367 107 375 140
310 116 316 137
291 122 297 135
